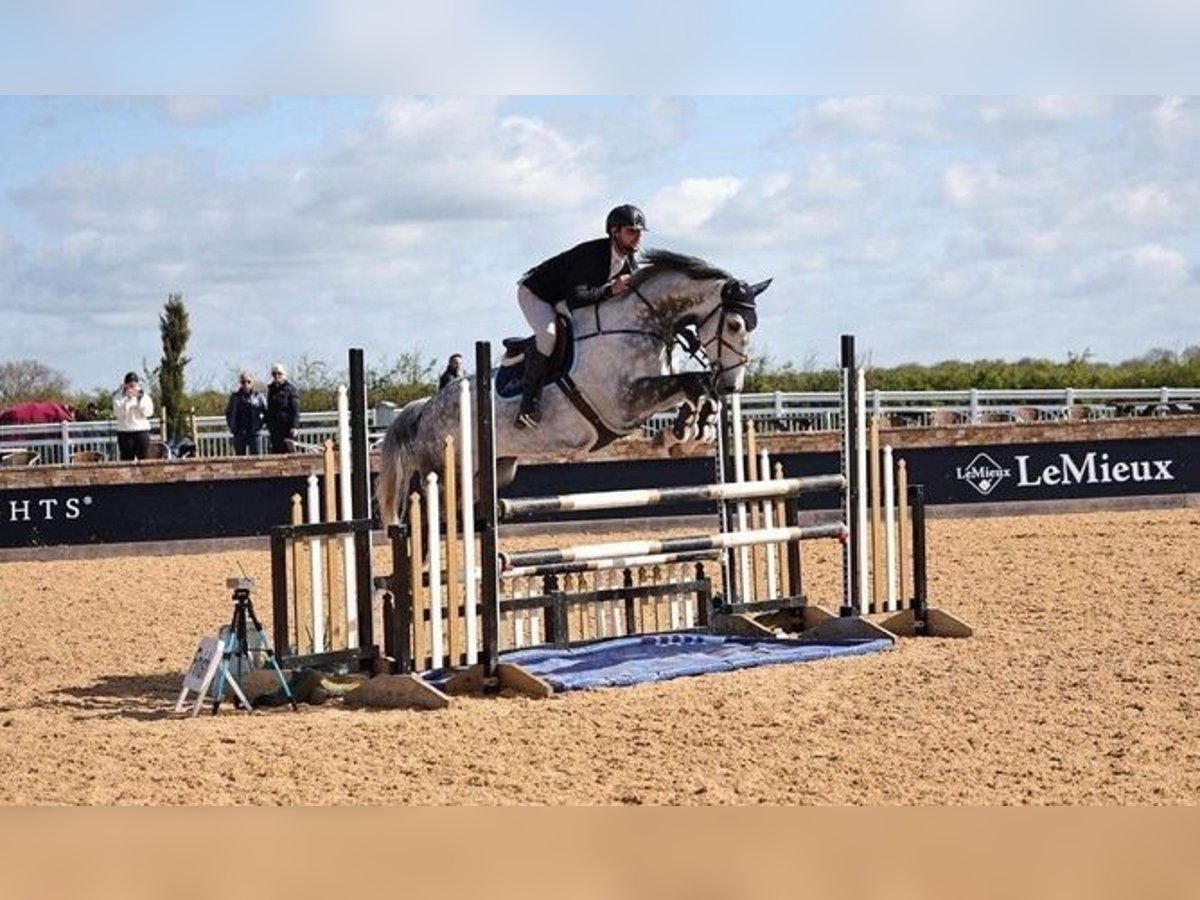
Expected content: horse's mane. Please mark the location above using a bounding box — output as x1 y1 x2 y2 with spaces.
632 249 732 286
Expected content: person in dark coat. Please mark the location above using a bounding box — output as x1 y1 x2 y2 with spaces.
438 353 465 390
514 203 646 429
225 371 267 456
265 363 301 453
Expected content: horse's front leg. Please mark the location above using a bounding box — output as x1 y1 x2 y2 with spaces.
635 374 714 456
629 372 714 413
694 397 717 441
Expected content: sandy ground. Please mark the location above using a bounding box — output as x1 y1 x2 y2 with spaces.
0 507 1197 805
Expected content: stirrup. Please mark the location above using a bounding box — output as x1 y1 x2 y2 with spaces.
516 407 541 430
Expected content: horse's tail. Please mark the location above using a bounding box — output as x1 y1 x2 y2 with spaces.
376 397 430 526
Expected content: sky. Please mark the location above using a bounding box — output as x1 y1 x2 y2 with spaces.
1 6 1198 392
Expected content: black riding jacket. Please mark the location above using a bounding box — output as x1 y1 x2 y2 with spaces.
520 238 638 310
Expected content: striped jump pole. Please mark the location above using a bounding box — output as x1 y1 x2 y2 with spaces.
503 548 721 580
497 473 846 520
500 523 847 572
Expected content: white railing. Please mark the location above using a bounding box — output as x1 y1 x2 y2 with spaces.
640 386 1200 436
3 387 1198 465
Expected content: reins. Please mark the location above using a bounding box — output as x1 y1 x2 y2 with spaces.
572 280 749 380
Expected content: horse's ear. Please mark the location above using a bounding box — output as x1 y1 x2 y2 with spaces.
750 279 772 297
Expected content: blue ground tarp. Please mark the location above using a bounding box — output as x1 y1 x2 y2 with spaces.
435 633 892 692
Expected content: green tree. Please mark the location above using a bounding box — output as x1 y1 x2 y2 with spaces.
158 293 191 440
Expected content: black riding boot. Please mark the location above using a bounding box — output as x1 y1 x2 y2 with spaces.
516 348 551 429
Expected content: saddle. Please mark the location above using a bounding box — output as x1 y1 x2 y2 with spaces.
496 314 575 399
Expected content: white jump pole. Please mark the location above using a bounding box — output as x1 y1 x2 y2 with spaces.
336 385 358 648
884 444 898 612
855 368 871 615
306 474 325 653
730 393 752 602
458 377 478 665
425 472 444 670
500 523 846 570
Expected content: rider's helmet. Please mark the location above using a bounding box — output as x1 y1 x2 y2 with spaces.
605 204 647 234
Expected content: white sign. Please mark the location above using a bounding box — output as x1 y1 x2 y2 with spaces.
175 635 225 717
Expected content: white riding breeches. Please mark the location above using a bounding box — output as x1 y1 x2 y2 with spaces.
518 284 558 356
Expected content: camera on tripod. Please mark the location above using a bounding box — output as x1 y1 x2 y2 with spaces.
210 573 297 713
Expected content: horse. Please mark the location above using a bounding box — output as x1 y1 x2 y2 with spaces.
376 249 771 525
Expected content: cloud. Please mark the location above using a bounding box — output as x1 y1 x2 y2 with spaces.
977 96 1113 125
1067 243 1191 295
2 94 1197 391
1111 183 1181 228
0 97 622 387
651 177 744 232
1149 96 1200 150
302 98 604 224
794 96 946 141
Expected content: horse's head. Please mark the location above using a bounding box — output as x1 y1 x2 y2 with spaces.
628 249 771 397
695 276 771 395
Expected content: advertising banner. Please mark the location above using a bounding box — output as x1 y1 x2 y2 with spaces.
0 477 310 548
0 435 1195 548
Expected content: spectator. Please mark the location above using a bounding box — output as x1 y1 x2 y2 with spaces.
265 362 301 454
113 372 154 461
225 371 267 456
438 353 465 389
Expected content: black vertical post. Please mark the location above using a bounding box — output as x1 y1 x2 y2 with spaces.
269 528 290 656
348 347 370 522
390 523 413 673
622 567 637 635
348 348 375 655
694 562 710 628
354 528 374 655
381 593 395 663
909 483 929 632
474 341 502 683
544 574 568 648
784 498 803 602
840 334 860 618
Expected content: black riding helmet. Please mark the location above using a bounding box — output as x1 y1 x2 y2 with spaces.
605 204 647 233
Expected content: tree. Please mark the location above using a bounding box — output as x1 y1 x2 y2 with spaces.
158 293 191 440
0 360 70 407
364 350 438 407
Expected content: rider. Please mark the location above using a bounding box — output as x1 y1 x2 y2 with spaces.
514 203 646 429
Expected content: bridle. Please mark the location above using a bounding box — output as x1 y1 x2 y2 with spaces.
684 285 755 383
573 276 756 385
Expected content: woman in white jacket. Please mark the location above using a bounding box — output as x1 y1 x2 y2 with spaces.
113 371 154 460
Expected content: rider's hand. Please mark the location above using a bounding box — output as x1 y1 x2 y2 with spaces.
610 274 632 296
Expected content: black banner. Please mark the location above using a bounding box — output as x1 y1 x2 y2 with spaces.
895 436 1196 504
0 477 310 548
505 435 1198 519
1 435 1195 548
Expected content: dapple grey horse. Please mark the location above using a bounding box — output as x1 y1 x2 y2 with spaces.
377 249 770 525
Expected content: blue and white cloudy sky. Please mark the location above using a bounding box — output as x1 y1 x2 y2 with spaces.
1 2 1198 391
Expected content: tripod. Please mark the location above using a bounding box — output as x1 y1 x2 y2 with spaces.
211 577 297 714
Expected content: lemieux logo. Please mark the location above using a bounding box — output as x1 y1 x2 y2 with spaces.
955 453 1011 496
